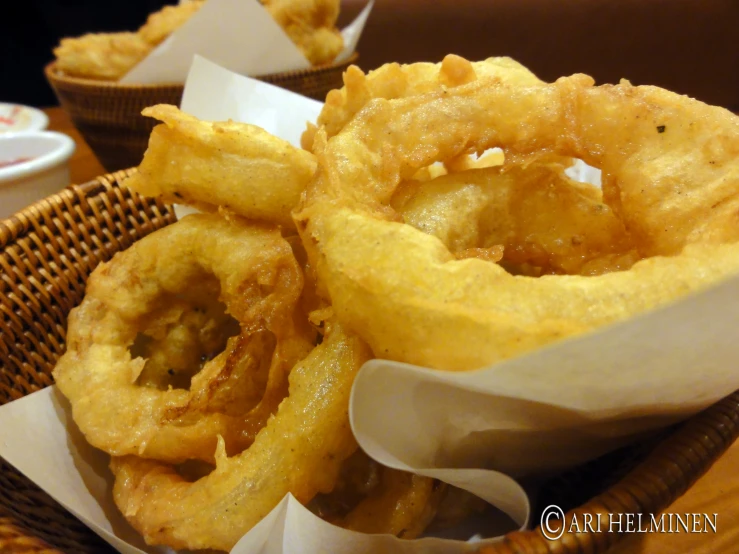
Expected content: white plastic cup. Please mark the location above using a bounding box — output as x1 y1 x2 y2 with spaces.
0 103 49 134
0 131 76 220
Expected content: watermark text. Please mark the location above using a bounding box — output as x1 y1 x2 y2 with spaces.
540 505 718 541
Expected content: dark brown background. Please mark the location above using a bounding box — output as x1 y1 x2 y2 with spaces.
340 0 739 111
3 0 737 110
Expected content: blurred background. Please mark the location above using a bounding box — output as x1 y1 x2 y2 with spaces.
3 0 167 106
3 0 738 111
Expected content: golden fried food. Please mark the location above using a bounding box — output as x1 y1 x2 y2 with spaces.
308 448 443 538
261 0 344 66
392 161 636 275
428 487 488 532
123 105 317 230
53 0 346 81
110 322 370 551
339 469 445 538
51 52 739 551
53 2 202 80
294 72 739 371
576 81 739 256
53 213 314 464
138 1 205 46
53 32 151 80
301 55 543 151
307 448 383 521
132 294 240 390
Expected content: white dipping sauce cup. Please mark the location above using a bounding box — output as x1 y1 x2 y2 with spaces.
0 103 49 134
0 131 76 220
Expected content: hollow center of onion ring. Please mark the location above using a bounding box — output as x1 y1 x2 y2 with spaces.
307 448 382 521
393 155 638 277
131 298 241 391
175 458 216 482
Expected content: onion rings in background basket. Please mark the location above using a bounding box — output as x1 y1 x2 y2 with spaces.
110 321 370 551
53 213 315 464
53 32 153 81
53 0 345 81
53 2 205 80
294 71 739 371
138 1 205 46
260 0 344 66
123 105 317 230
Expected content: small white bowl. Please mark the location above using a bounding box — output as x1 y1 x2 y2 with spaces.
0 131 76 220
0 103 49 134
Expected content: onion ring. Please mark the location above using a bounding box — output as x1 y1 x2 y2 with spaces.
53 213 313 463
260 0 343 66
53 32 151 80
123 105 317 230
301 55 543 151
295 72 739 371
110 322 371 551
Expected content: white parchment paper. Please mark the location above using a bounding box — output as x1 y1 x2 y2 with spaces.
120 0 373 84
2 57 738 553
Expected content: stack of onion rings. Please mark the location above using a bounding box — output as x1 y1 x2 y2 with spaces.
294 70 739 370
52 54 739 551
54 213 315 463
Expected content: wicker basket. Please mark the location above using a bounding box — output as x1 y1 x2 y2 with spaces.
1 175 738 553
44 55 358 173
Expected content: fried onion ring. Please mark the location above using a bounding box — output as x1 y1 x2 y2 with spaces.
392 161 636 275
308 448 443 538
138 1 204 46
301 55 543 151
53 213 313 463
123 105 317 230
338 469 445 538
295 72 739 371
53 32 151 80
110 322 371 551
260 0 344 66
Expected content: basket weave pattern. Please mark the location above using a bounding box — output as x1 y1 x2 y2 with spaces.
0 172 175 553
478 391 739 553
45 55 358 173
0 173 737 553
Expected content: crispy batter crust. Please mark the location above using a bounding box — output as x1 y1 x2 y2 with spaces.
295 66 739 370
53 214 313 463
123 105 317 230
110 323 370 551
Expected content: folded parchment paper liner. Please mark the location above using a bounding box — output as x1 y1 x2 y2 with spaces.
120 0 374 84
4 56 739 553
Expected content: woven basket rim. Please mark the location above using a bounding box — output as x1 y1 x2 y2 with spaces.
44 53 359 89
0 170 132 245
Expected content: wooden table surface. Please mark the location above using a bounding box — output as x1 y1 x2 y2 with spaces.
45 106 739 554
46 107 106 184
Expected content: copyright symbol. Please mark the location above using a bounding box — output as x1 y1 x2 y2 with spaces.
540 504 565 541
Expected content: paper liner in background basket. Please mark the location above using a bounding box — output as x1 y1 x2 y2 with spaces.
44 0 373 173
